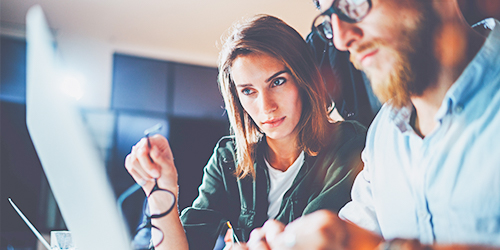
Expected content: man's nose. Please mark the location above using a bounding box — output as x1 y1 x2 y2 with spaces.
330 14 363 51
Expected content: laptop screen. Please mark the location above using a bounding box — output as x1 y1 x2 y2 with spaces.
25 5 132 250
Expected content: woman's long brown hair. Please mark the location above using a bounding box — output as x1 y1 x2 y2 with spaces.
218 15 332 179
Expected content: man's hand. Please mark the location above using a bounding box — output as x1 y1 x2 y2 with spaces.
246 210 382 250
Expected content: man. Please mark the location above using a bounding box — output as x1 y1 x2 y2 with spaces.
234 0 500 249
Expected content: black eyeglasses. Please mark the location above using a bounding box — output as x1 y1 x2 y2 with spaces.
312 0 372 43
118 124 175 250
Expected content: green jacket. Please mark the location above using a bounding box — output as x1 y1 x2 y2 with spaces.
179 121 366 249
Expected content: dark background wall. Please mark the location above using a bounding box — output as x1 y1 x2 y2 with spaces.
109 53 229 235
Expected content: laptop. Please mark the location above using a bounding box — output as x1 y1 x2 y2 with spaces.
25 5 132 250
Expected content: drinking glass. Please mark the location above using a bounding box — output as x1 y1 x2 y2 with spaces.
51 231 76 250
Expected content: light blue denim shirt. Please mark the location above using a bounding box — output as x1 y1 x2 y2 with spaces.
339 19 500 246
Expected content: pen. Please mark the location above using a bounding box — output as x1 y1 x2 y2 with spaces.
144 123 163 149
226 221 241 245
118 123 163 206
144 123 163 164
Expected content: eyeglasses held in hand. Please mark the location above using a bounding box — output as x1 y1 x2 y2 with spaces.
118 123 176 250
311 0 372 44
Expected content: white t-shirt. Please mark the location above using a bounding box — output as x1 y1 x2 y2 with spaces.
265 151 305 219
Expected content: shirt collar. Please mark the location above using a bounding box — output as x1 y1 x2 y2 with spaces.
389 104 414 134
434 18 500 121
388 18 500 132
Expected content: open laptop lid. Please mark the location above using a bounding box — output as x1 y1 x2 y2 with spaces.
25 5 132 250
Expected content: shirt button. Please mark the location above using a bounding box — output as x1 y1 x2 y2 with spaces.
455 105 463 113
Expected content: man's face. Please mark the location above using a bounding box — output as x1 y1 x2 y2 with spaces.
319 0 437 108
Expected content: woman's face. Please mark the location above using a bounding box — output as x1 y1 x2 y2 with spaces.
231 53 303 142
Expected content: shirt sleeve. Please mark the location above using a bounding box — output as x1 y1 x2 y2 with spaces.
338 147 382 235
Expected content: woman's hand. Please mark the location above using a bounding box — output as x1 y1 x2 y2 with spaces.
125 135 189 250
124 134 179 197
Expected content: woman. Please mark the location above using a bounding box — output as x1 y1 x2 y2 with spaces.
125 14 366 250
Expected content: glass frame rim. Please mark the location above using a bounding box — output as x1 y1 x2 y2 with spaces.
311 0 373 42
117 179 176 250
134 222 164 249
143 182 176 219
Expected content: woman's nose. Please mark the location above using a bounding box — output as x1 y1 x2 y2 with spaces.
261 93 277 114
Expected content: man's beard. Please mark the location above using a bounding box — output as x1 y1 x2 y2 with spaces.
351 40 414 109
350 6 437 109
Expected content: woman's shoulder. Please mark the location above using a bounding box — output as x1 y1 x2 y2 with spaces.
327 120 367 140
319 120 367 155
201 135 238 175
213 135 236 159
215 135 235 148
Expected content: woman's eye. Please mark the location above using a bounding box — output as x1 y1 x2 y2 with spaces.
272 78 286 87
241 88 255 95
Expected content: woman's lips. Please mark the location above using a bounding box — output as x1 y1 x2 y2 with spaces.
262 117 286 128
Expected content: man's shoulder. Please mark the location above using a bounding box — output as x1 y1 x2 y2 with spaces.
366 103 396 132
362 103 402 152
